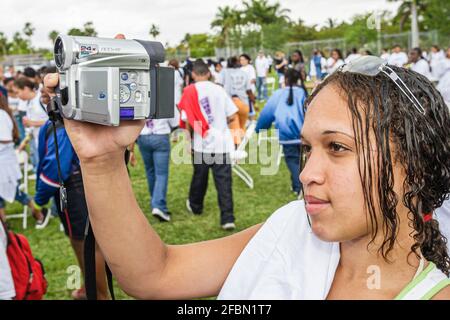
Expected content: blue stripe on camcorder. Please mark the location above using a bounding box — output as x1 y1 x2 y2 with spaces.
120 107 134 119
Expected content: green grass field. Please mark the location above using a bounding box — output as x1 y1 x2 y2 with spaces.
4 100 299 299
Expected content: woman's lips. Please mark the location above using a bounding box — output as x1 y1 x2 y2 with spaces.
304 195 330 215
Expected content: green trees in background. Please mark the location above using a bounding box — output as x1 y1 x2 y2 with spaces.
1 0 449 60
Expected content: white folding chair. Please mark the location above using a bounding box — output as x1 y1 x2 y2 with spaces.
230 122 256 189
7 150 29 229
266 76 276 93
258 131 283 168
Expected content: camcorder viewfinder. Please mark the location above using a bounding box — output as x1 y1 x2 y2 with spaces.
53 34 175 126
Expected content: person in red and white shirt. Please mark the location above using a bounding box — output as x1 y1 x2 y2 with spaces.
179 60 238 231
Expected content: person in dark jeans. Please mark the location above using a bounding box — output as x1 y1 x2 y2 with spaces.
256 69 307 196
178 60 238 230
188 152 234 226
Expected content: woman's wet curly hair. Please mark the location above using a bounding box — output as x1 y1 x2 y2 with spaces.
304 66 450 275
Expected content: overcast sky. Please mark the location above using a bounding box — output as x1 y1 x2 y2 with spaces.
1 0 401 48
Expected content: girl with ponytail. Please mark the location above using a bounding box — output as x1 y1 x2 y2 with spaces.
256 68 307 196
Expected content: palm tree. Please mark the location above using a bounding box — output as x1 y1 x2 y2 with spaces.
211 6 237 57
23 22 35 38
389 0 427 47
0 32 9 56
83 22 98 37
390 0 427 31
49 30 59 44
242 0 291 49
325 18 338 29
149 24 160 39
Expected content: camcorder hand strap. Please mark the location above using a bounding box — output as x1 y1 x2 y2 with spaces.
47 87 69 221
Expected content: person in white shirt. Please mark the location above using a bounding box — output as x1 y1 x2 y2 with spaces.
14 77 48 171
388 44 408 67
168 59 185 106
0 221 15 300
239 54 256 94
436 48 450 106
0 99 47 227
409 47 432 80
380 48 390 62
345 48 361 63
218 57 253 137
240 54 258 120
327 49 345 75
309 49 328 81
212 62 224 84
255 50 270 101
179 60 238 231
3 77 25 141
429 45 446 81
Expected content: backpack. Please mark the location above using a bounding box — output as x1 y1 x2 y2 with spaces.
2 222 48 300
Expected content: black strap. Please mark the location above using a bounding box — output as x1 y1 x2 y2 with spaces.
106 263 115 300
84 220 115 300
45 120 64 141
39 101 47 113
84 221 97 300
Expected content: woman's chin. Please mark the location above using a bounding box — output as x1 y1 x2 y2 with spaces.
310 222 337 242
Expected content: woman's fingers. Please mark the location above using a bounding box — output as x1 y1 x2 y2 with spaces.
43 73 59 96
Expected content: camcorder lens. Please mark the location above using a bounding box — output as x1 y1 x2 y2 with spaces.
54 37 65 69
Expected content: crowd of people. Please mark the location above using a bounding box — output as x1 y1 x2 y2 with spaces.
0 39 449 300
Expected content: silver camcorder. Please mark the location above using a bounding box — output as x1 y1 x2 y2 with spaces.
53 34 174 126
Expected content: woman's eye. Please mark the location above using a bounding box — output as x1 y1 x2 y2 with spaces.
302 145 312 154
330 142 348 153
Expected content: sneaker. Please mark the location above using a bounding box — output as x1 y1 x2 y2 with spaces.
186 199 193 213
152 208 171 222
72 287 87 300
221 222 236 231
35 208 51 230
186 199 202 215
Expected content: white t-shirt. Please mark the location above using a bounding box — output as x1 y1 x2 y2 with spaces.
174 68 184 105
17 98 28 112
0 110 22 202
388 52 408 67
218 199 450 299
8 97 21 115
327 58 345 75
218 68 252 103
255 57 270 78
411 59 432 80
140 105 180 136
218 200 340 299
241 64 257 92
0 109 13 142
380 53 391 61
24 92 48 145
429 51 446 81
437 69 450 106
181 81 238 154
435 199 450 251
0 223 16 300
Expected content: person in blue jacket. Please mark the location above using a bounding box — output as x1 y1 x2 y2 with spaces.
33 80 108 300
256 68 306 195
